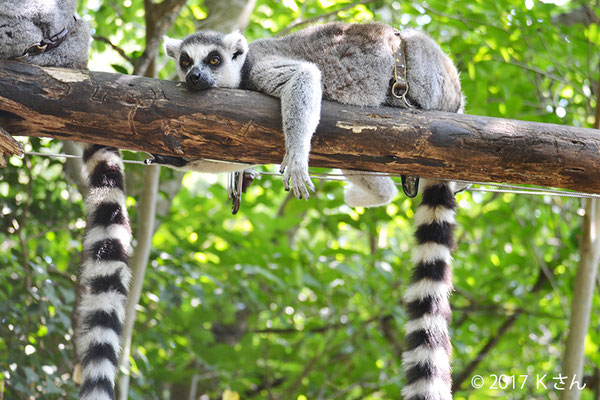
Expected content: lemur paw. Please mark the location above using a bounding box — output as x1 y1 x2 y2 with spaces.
280 156 314 200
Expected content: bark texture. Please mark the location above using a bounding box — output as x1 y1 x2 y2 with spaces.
1 61 600 193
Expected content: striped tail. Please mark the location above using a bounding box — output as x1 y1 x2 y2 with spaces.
402 180 457 400
77 145 132 400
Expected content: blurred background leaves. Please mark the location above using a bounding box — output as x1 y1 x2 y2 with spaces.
1 0 599 399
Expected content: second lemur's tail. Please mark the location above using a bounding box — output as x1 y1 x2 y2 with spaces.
77 145 132 400
402 180 457 400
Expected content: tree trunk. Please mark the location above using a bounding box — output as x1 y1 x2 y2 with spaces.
560 70 600 400
117 165 161 400
560 198 600 400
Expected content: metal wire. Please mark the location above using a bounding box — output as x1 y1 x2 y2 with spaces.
21 151 600 199
25 151 147 164
260 171 600 199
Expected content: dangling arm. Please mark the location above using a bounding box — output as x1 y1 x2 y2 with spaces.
246 57 322 199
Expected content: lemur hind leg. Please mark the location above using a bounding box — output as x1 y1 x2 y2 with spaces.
341 170 398 208
246 58 322 200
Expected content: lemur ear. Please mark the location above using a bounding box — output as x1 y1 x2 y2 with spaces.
163 36 182 59
223 31 248 56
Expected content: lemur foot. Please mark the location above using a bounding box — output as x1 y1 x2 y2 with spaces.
229 169 260 214
241 168 260 193
279 155 314 200
144 153 188 167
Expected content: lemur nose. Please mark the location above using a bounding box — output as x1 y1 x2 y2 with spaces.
186 67 214 90
188 71 200 84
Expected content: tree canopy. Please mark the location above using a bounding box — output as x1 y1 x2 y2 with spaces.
1 0 599 399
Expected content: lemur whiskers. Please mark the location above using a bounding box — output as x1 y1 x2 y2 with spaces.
158 23 465 399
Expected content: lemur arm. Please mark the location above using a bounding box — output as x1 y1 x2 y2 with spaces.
246 57 322 199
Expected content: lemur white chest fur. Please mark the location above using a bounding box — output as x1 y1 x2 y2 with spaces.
161 23 464 400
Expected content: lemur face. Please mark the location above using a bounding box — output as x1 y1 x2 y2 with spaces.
164 31 248 90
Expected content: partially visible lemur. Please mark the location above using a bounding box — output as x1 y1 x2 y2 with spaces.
1 2 131 400
158 24 463 399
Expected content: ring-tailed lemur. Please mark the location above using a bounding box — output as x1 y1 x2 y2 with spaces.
158 23 464 399
1 2 131 399
156 24 463 209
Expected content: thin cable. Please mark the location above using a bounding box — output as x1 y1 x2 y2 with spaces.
306 171 597 196
27 151 81 159
466 187 599 199
22 151 600 199
25 151 147 164
256 172 600 199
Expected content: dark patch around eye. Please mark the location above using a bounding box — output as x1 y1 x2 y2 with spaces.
179 53 192 69
232 50 244 60
205 50 222 67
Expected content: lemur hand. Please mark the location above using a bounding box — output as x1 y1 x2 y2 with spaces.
280 154 315 200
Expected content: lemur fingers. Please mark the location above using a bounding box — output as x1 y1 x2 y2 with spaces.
280 154 315 200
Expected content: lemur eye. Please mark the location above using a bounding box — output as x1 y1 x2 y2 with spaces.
179 54 191 69
232 50 243 60
208 55 221 66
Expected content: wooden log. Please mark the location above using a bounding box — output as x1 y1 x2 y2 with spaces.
1 60 599 193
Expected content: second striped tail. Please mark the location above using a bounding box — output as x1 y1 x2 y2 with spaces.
402 180 457 400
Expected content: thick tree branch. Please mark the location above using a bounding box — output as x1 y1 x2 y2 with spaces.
1 61 600 193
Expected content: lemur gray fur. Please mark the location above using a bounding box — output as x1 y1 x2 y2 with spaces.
156 23 464 209
1 2 131 400
160 23 463 400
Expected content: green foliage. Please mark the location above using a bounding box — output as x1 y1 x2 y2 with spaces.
2 0 600 399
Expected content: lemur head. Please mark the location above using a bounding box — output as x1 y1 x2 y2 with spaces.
164 31 248 90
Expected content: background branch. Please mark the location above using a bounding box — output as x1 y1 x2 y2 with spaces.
92 35 135 65
452 269 549 391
